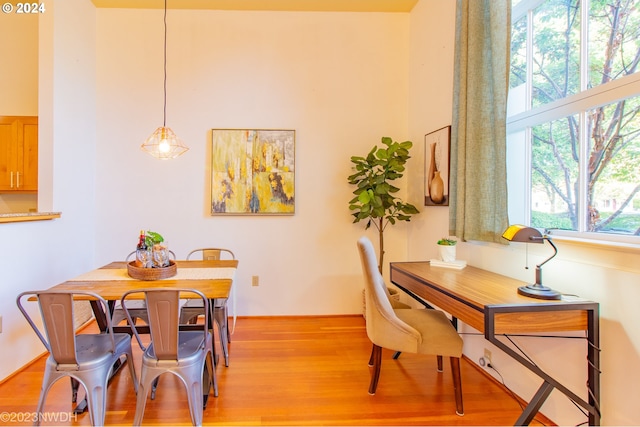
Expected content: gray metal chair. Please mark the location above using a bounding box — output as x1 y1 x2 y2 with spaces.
121 288 217 426
180 248 235 367
16 290 138 426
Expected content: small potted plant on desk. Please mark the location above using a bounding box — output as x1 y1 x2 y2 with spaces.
437 237 457 263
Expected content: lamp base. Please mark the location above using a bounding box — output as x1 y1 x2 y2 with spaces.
517 284 561 300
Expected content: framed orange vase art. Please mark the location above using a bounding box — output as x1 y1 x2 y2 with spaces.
210 129 295 215
424 126 451 206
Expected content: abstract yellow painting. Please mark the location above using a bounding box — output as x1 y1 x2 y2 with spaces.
211 129 295 215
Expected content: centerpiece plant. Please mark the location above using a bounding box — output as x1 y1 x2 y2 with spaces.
348 137 420 273
145 231 165 248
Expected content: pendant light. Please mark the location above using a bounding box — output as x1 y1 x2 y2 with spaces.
141 0 189 160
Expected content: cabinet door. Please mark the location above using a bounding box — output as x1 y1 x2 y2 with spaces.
0 118 18 192
0 116 37 192
18 118 38 191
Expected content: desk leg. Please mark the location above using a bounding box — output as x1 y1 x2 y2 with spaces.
516 381 554 426
485 304 600 426
587 305 601 426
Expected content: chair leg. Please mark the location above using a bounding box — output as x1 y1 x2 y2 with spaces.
368 344 382 395
71 378 79 402
36 371 53 427
133 374 154 426
126 352 139 395
204 349 218 400
150 377 160 400
186 376 204 426
437 355 444 372
368 345 375 367
85 381 107 427
450 357 464 416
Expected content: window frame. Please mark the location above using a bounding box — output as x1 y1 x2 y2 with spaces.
506 0 640 245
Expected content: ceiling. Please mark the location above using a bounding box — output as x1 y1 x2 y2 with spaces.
90 0 418 13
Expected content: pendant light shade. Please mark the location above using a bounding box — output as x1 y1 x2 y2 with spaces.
141 0 188 160
141 126 189 160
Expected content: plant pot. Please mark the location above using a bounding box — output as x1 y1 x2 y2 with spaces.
438 244 456 263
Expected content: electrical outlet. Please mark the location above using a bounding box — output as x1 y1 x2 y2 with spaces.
484 348 492 365
252 275 259 287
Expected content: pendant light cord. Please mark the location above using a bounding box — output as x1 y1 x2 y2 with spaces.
163 0 167 127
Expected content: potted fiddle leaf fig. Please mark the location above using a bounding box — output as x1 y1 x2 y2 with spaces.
348 137 420 273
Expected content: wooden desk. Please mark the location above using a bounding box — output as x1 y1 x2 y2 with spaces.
390 261 600 426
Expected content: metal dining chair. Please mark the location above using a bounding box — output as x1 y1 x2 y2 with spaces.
180 248 235 367
121 288 217 426
16 290 138 426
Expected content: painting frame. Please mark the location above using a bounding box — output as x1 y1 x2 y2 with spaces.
210 129 295 215
424 126 451 206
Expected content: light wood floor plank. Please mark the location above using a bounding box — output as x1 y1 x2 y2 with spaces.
0 315 551 426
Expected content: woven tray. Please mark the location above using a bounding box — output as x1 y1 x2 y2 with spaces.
127 260 177 280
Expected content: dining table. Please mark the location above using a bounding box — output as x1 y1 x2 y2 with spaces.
48 258 237 333
45 258 238 414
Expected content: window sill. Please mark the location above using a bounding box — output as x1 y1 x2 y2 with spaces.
0 212 61 223
549 233 640 254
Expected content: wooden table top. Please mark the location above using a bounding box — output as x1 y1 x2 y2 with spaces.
48 259 238 300
391 261 592 308
390 261 596 334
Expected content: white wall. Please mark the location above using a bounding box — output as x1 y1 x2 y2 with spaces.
0 10 38 115
0 11 38 211
0 0 97 380
93 8 412 316
406 1 640 425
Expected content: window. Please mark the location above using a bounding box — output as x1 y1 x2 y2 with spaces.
507 0 640 243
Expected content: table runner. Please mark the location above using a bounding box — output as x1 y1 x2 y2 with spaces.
68 267 236 282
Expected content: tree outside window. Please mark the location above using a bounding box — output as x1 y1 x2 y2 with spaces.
508 0 640 239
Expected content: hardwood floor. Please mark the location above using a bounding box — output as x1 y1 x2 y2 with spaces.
0 315 551 426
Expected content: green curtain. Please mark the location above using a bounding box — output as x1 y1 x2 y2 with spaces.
449 0 511 243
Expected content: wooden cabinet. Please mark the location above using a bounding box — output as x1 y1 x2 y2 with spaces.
0 116 37 193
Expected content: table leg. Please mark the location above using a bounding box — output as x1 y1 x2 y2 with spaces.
208 299 219 366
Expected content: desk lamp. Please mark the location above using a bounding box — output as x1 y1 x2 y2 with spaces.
502 225 561 300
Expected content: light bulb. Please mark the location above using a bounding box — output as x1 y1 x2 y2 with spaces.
159 139 170 153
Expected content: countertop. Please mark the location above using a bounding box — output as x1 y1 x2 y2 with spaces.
0 212 61 223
